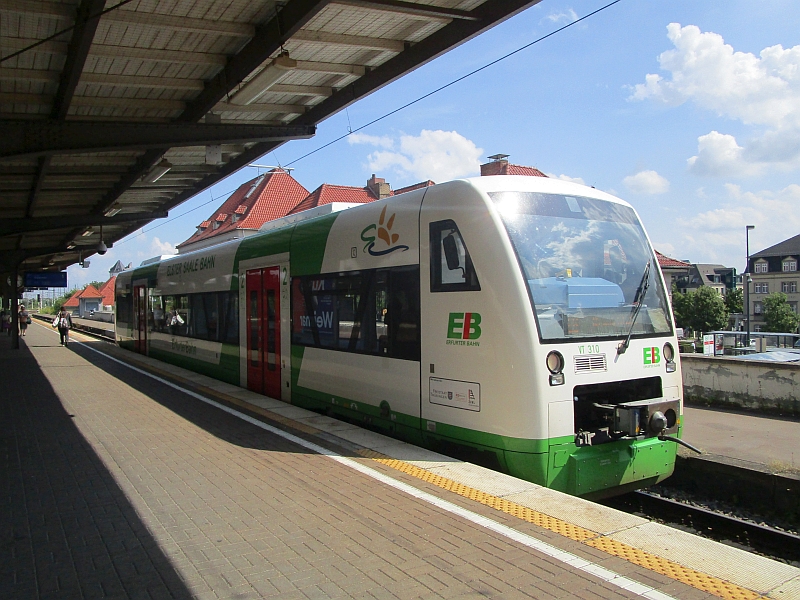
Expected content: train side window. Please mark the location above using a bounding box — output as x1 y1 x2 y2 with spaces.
219 292 239 345
430 220 480 292
385 267 420 360
291 266 420 361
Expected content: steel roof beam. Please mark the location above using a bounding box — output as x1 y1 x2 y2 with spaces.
180 0 332 123
332 0 477 21
296 0 541 126
88 0 331 224
0 0 75 19
106 0 542 236
26 0 106 220
0 211 168 237
1 121 316 158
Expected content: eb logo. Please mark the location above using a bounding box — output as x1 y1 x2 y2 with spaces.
447 312 482 340
643 347 661 365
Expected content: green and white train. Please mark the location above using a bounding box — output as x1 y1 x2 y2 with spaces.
116 175 683 498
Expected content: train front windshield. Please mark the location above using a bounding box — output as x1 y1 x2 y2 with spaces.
490 191 672 341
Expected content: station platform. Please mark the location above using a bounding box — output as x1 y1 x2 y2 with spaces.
3 322 799 600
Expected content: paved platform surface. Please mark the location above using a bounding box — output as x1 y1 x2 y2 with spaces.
3 322 799 600
681 406 800 472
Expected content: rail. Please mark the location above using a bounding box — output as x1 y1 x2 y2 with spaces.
602 490 800 565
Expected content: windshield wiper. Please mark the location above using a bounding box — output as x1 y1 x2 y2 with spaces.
617 259 651 356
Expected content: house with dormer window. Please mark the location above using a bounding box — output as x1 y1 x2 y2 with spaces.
747 233 800 331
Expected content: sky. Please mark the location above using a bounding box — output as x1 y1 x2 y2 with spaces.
62 0 800 292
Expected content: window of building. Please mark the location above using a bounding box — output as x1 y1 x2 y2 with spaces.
430 220 480 292
782 281 798 293
754 283 769 294
783 259 797 272
754 261 768 273
753 301 763 315
292 266 420 361
789 302 798 314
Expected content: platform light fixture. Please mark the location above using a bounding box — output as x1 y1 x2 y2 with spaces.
230 53 297 105
104 203 122 217
143 158 172 183
96 226 107 255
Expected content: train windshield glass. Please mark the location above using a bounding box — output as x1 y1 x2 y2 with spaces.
490 191 672 341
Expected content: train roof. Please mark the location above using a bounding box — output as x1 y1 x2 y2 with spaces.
464 175 634 209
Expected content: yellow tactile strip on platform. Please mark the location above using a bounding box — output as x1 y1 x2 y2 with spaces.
585 536 760 600
358 449 762 600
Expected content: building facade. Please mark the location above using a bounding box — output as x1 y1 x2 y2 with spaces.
747 233 800 331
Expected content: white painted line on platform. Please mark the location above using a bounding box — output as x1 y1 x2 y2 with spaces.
79 341 678 600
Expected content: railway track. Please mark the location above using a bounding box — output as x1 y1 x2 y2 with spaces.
601 490 800 566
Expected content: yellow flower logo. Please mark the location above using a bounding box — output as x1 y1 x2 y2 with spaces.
360 206 409 256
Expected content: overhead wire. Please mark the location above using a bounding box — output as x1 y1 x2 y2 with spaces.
284 0 623 167
113 0 623 245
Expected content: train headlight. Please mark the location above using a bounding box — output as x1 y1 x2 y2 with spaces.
546 351 564 374
663 342 676 372
546 351 565 386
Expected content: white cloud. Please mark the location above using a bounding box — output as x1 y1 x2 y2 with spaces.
622 170 670 194
360 130 483 182
546 173 586 185
655 241 676 256
631 23 800 175
150 237 177 256
347 132 394 149
654 183 800 266
545 9 578 25
686 131 763 177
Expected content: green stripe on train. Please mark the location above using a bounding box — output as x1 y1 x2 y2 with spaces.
148 343 240 385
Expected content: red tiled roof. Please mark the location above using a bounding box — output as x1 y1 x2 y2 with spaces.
234 204 247 214
98 276 116 306
656 250 690 268
481 160 547 177
79 284 103 299
505 164 547 176
394 180 435 195
287 183 379 215
63 290 81 307
178 169 309 248
198 220 211 229
215 213 228 221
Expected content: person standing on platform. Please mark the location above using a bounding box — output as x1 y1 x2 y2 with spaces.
18 305 30 336
53 306 73 346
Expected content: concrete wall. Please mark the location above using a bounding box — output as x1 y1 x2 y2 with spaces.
681 354 800 415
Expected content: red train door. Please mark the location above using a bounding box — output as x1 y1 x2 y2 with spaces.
133 284 147 354
246 266 281 397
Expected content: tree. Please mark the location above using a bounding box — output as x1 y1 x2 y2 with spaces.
51 289 79 314
670 286 728 335
724 287 743 315
763 292 800 333
670 286 692 331
689 286 728 333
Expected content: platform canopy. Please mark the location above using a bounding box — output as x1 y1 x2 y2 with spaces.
0 0 540 277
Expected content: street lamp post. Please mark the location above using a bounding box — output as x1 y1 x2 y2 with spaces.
745 225 755 348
